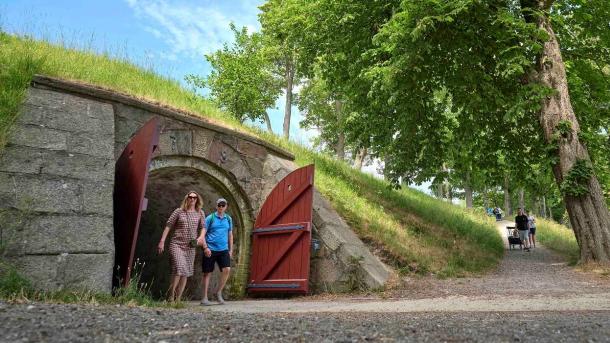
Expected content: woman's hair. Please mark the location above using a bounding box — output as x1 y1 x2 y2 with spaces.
180 190 203 211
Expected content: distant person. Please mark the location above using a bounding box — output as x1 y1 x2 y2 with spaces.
528 210 537 248
515 208 530 252
157 191 205 302
197 198 233 305
493 207 502 221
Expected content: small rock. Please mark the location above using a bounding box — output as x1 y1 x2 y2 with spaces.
26 305 35 311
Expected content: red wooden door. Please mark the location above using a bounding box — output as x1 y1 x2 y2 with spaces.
248 164 315 294
113 117 160 287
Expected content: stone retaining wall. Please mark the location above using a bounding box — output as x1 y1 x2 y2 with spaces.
0 87 115 292
0 75 393 295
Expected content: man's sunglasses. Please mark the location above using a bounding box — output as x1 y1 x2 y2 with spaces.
217 203 227 207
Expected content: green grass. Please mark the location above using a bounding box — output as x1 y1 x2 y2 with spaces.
0 259 184 308
0 31 503 294
0 32 235 149
257 133 504 277
537 218 580 265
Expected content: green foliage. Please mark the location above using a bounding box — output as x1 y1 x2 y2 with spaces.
560 159 594 197
258 130 504 277
2 30 505 281
0 31 228 151
555 120 573 139
186 24 282 126
0 261 33 297
537 218 580 265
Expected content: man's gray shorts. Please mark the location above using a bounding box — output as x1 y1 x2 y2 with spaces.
518 229 529 243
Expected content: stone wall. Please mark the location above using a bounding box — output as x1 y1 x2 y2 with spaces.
0 87 115 293
0 75 393 295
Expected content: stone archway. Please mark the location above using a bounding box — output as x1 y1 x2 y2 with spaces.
134 155 253 300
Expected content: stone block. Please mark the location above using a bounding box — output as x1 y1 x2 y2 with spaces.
237 139 268 162
6 255 59 290
41 150 114 181
114 103 153 124
0 145 44 174
0 173 16 208
8 124 67 151
19 88 114 134
11 174 82 213
157 129 192 155
114 116 143 147
2 215 114 255
192 129 215 158
67 132 114 159
57 253 114 293
82 181 113 216
7 253 113 293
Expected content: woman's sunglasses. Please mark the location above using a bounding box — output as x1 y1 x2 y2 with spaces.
188 195 198 199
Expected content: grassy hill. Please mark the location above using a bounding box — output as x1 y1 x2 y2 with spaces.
0 32 504 281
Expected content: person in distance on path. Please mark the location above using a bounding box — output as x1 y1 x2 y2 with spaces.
527 210 537 248
197 198 233 305
515 207 531 252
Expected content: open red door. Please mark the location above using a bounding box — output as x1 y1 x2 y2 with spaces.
113 117 160 287
248 165 314 294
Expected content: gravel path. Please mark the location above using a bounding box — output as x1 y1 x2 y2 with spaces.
2 220 609 342
2 302 610 342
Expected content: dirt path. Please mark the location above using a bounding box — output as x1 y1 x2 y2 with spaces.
194 220 610 313
3 221 610 342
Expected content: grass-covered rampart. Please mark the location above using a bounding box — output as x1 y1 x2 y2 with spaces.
1 32 503 299
536 218 580 265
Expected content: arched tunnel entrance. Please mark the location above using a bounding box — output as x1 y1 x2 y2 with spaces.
133 156 253 300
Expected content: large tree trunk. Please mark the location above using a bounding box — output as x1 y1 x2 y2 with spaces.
533 7 610 263
504 175 512 216
465 172 473 208
354 147 367 170
334 100 345 160
283 55 295 140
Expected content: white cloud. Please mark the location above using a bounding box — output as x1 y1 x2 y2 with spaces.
125 0 261 59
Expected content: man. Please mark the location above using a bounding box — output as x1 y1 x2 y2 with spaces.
515 208 530 252
197 198 233 305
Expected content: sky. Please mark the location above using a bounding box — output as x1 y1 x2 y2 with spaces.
0 0 316 143
0 0 428 191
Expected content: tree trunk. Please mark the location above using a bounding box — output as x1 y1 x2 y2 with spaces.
465 172 473 208
541 195 547 218
353 147 367 170
283 55 295 140
263 112 273 133
533 8 610 263
504 175 512 216
483 188 489 209
334 100 345 160
519 188 525 210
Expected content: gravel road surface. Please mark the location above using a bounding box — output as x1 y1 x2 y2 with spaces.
2 220 609 342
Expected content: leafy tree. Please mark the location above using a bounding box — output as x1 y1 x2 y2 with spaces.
259 0 303 139
186 24 282 130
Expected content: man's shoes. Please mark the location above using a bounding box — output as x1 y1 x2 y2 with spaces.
200 299 212 306
216 291 225 305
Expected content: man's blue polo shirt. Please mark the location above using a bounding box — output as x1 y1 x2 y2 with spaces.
204 212 232 251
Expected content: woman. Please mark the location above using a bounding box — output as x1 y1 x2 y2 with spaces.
157 191 205 302
527 210 537 248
